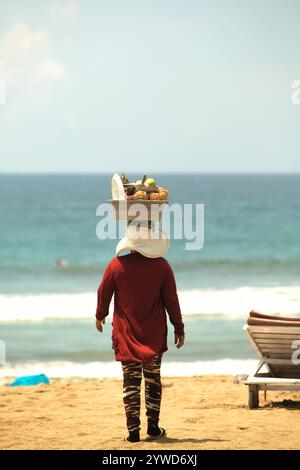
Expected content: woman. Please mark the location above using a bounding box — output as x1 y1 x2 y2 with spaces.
95 225 185 443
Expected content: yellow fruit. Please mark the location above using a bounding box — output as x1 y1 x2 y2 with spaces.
133 191 148 200
158 187 168 199
149 192 166 201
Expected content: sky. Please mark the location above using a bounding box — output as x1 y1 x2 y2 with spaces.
0 0 299 174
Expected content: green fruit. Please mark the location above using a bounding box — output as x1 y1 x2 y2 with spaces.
145 178 156 186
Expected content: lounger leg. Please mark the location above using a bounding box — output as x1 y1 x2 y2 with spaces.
248 385 259 409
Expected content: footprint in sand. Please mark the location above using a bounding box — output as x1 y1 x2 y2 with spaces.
184 417 199 423
162 382 173 388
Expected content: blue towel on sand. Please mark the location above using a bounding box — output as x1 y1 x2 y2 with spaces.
10 374 50 387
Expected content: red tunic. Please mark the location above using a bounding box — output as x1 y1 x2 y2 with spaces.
96 253 184 364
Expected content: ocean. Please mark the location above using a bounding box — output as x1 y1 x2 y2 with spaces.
0 174 299 378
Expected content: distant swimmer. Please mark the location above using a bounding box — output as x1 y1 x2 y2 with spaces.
56 258 69 267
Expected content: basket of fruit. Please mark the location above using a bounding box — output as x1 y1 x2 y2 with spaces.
108 173 169 221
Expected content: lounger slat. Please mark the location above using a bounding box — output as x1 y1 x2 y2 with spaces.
263 355 294 361
256 345 295 351
256 343 295 352
257 344 294 349
255 339 299 345
262 355 293 361
248 326 300 335
266 368 300 374
273 370 300 374
259 348 293 354
268 363 300 369
271 371 300 376
272 373 300 379
253 334 300 340
268 364 300 369
241 324 300 406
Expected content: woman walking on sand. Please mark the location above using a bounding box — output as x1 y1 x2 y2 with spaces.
95 225 185 443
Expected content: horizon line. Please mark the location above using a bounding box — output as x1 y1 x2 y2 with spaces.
0 171 299 176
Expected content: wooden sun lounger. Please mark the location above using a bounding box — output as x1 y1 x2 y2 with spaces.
236 311 300 409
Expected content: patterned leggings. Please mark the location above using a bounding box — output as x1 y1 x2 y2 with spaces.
121 355 162 433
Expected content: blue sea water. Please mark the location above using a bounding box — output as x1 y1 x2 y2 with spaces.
0 174 299 377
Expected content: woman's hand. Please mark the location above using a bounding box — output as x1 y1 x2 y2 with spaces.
175 334 185 349
96 318 106 333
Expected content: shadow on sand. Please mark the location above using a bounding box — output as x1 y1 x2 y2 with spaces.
266 400 300 410
146 437 227 445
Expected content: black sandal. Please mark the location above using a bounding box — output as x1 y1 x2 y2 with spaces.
124 432 140 443
146 427 167 440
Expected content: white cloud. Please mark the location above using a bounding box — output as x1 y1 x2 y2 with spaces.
0 23 68 86
49 1 79 22
38 59 69 81
0 23 49 61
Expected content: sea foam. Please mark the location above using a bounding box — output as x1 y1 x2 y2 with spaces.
0 286 300 322
0 359 258 380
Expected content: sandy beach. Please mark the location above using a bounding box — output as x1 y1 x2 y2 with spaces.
1 375 300 450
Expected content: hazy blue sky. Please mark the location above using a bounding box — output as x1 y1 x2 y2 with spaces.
0 0 299 173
